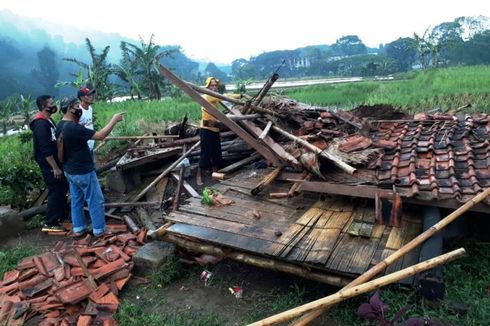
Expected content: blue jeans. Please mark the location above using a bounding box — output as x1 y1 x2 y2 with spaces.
65 171 106 235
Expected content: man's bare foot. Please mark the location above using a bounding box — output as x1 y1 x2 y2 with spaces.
196 168 203 186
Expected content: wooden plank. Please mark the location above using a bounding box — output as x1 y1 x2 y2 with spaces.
326 234 380 274
145 177 168 203
347 221 363 237
371 224 386 239
304 228 342 265
167 223 271 254
359 223 374 238
165 212 280 242
326 211 353 230
385 219 421 250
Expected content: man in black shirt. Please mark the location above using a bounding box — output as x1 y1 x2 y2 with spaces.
29 95 69 232
57 97 124 237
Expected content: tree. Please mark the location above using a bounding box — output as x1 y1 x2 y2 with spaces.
17 94 33 127
122 35 173 100
60 38 114 99
0 97 14 135
385 37 417 72
114 42 143 99
31 46 59 96
331 35 367 56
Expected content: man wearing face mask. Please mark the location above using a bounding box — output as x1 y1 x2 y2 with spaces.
57 97 124 238
30 95 69 233
77 87 97 158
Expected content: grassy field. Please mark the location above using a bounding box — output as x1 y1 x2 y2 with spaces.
283 66 490 113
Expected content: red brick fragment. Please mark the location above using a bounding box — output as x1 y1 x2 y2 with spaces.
88 283 110 302
2 270 20 286
92 258 127 280
54 279 93 304
77 315 93 326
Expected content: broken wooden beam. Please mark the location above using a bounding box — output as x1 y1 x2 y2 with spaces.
272 125 356 175
218 152 261 174
172 157 186 212
158 63 282 166
251 166 283 196
253 73 279 106
133 140 201 202
225 104 300 167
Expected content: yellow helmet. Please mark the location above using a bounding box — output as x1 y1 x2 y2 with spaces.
204 77 220 88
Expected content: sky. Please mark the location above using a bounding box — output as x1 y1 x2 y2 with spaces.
1 0 489 64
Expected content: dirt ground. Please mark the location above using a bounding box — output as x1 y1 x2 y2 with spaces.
1 228 344 325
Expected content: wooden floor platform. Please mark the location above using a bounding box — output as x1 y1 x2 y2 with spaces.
164 168 422 285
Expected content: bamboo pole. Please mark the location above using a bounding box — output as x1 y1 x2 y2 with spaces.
123 215 140 233
249 248 466 326
172 153 186 212
271 126 356 175
133 141 200 202
259 121 273 141
161 233 351 287
103 201 160 208
292 187 490 325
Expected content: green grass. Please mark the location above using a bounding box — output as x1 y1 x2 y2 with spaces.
116 301 223 326
284 66 490 113
149 254 184 286
0 246 37 278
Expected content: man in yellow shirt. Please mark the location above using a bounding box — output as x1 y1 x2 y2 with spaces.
197 77 223 185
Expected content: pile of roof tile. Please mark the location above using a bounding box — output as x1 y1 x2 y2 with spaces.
0 227 147 325
373 114 490 202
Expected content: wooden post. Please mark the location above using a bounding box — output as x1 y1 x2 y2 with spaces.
172 146 186 212
133 141 200 202
158 64 282 166
271 126 356 175
253 73 279 106
248 248 466 326
291 187 490 325
104 135 177 140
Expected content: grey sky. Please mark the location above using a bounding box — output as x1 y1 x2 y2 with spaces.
1 0 488 64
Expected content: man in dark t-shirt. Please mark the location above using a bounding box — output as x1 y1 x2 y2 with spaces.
29 95 69 232
57 96 124 237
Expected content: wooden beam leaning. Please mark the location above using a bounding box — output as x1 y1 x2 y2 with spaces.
249 248 466 326
226 105 299 167
158 64 282 166
186 82 280 117
272 126 356 175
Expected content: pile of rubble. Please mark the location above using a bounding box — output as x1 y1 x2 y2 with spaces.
0 227 146 325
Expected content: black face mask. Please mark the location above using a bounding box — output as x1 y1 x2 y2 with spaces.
47 105 58 114
72 108 83 119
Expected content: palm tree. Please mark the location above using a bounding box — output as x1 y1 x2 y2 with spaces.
0 97 14 135
113 42 143 99
59 38 114 99
121 35 173 100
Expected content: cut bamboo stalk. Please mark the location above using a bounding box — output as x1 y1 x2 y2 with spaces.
291 187 490 326
146 222 173 240
259 121 273 141
272 126 356 175
212 172 225 180
161 233 351 287
251 166 283 196
249 248 466 326
287 172 309 197
136 207 156 231
123 215 140 233
253 73 279 106
133 141 200 202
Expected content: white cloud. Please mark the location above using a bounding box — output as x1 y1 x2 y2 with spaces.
1 0 489 63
